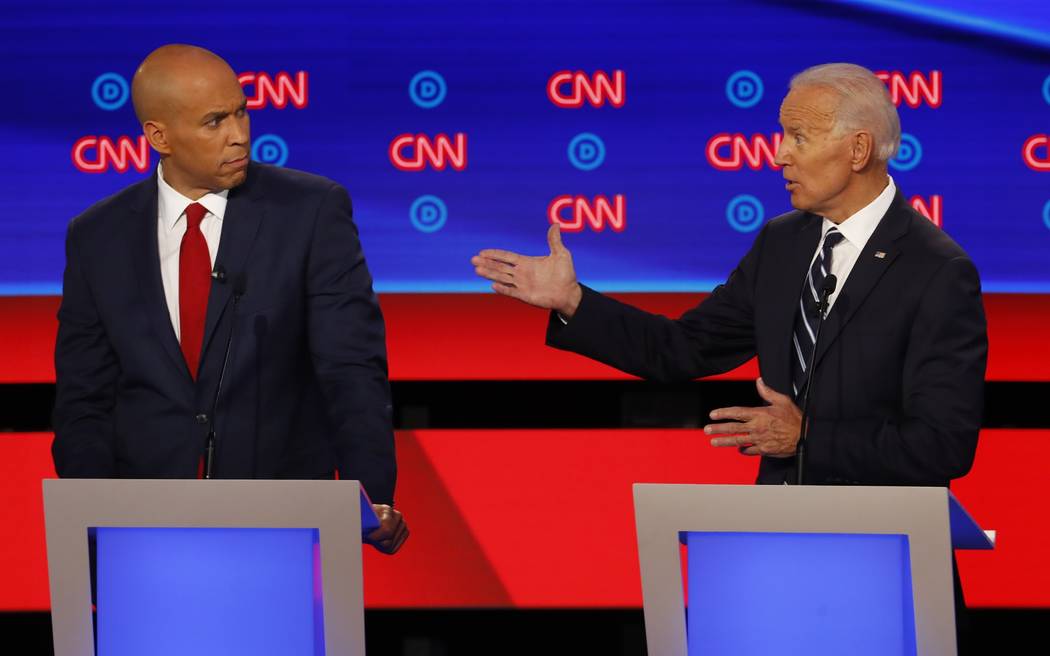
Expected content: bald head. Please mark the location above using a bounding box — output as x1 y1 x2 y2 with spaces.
131 45 238 124
133 44 251 199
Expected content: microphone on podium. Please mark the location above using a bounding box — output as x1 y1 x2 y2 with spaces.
795 273 837 485
203 272 246 479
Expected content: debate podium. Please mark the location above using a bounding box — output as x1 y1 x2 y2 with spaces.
633 484 994 656
43 479 380 656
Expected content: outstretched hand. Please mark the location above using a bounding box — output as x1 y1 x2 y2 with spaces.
471 225 583 319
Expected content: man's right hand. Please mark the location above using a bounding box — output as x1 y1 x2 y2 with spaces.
470 225 583 319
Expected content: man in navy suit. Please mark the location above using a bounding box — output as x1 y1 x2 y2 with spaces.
473 62 986 487
472 63 986 643
53 44 407 553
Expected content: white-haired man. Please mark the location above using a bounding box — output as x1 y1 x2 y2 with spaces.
472 62 986 639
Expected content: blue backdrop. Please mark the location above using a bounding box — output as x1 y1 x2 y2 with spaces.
1 0 1047 294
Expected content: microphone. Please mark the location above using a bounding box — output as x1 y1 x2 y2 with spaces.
795 273 837 485
203 273 247 479
211 266 227 283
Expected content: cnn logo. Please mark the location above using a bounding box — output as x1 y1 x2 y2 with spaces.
874 70 942 109
238 71 309 109
706 133 782 171
389 133 467 171
547 70 625 108
72 136 150 173
548 195 626 232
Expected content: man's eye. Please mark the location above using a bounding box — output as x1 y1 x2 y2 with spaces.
795 135 804 145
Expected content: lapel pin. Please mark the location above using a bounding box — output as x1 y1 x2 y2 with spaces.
874 251 886 259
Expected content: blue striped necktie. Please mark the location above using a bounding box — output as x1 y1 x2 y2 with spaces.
791 228 844 400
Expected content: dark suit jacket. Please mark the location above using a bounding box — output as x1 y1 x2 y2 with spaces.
547 191 987 486
52 162 396 504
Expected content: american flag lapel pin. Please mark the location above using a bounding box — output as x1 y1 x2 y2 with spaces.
874 251 886 259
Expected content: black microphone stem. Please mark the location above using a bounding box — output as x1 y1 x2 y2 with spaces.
795 274 837 485
204 274 245 479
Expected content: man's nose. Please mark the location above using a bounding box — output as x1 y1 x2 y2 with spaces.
229 115 249 145
774 142 790 167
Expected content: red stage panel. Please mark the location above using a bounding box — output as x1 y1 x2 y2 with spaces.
0 293 1046 382
0 433 55 611
2 430 1047 610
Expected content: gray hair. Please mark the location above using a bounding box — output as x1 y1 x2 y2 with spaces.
789 63 901 162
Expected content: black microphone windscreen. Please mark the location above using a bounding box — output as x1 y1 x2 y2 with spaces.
822 273 838 295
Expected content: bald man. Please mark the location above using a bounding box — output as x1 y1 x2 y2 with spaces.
53 45 407 553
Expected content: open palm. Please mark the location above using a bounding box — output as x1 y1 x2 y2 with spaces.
471 225 582 318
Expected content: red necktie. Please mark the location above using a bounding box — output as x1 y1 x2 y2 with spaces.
179 202 211 380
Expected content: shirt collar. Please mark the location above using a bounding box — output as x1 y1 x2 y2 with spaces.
822 175 896 248
157 161 230 231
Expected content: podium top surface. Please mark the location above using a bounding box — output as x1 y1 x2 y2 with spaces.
42 478 380 533
633 483 993 551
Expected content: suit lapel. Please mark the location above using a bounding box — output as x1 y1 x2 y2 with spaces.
813 192 911 367
130 173 191 378
199 164 264 361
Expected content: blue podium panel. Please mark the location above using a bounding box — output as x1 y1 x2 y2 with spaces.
95 528 324 656
684 532 916 656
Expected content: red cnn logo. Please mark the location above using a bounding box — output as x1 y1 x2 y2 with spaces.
389 133 468 171
1022 134 1050 171
238 72 309 109
706 133 782 171
909 195 942 228
548 195 626 232
547 70 626 108
874 70 942 109
72 136 150 173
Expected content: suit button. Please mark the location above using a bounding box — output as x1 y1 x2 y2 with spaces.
196 413 209 425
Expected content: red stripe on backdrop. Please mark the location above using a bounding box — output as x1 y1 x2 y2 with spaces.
0 293 1047 382
3 430 1047 610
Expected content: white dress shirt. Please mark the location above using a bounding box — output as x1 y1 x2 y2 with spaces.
156 162 229 341
811 176 896 312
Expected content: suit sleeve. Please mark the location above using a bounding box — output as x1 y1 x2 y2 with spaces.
306 184 396 504
545 226 767 382
52 220 120 477
805 256 988 484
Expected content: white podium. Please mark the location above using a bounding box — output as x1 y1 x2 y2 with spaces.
634 484 993 656
43 479 379 656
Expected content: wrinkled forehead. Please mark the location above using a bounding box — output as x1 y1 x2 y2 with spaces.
778 85 839 131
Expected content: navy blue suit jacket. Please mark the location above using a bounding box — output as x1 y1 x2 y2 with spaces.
52 162 396 504
548 191 988 487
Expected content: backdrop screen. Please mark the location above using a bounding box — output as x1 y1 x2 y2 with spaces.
2 0 1048 294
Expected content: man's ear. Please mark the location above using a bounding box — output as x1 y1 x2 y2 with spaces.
850 131 874 172
143 120 172 156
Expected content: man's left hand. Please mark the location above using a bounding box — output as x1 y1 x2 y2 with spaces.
365 504 409 554
705 378 801 457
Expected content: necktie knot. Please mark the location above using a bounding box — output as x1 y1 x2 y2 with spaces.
184 203 207 231
822 228 844 251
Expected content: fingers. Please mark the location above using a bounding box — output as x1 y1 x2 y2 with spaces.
547 224 565 254
708 406 755 422
704 421 749 436
710 433 752 448
389 519 409 553
366 506 410 555
492 282 521 297
475 249 521 266
474 263 515 285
